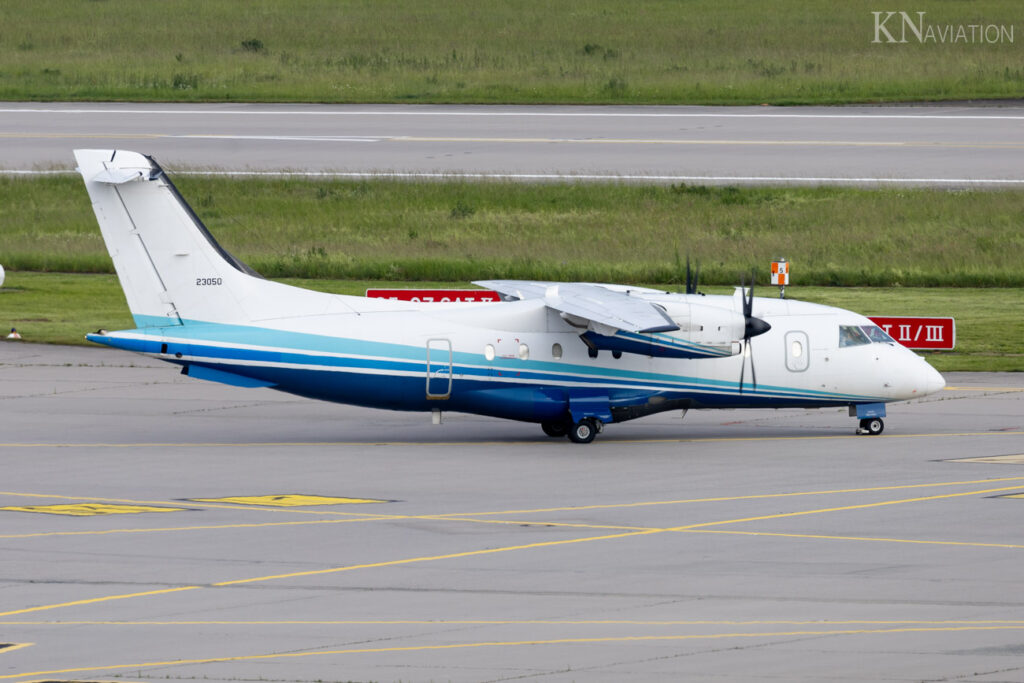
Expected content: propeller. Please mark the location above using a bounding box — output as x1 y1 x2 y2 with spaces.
685 256 700 295
738 272 771 394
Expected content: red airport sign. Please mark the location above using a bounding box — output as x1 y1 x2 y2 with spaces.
867 316 955 350
365 288 501 303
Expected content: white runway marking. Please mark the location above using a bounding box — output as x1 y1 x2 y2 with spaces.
3 168 1022 186
2 107 1024 120
182 134 382 143
9 132 1020 148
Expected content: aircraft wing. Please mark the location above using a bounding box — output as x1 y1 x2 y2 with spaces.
475 280 679 334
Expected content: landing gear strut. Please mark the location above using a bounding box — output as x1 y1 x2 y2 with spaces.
858 418 884 435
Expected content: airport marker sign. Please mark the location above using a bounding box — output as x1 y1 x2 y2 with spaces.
867 316 955 350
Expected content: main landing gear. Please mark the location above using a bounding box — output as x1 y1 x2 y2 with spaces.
541 420 568 438
541 417 603 443
857 418 884 436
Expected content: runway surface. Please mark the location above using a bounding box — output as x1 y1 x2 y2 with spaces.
2 102 1024 185
1 342 1023 681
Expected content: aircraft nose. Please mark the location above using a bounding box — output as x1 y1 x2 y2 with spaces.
921 362 946 395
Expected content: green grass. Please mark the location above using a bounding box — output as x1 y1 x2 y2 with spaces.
4 174 1020 370
1 0 1021 104
3 175 1023 287
1 273 1020 371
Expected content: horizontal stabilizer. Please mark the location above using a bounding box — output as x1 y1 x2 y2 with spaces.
476 280 679 334
90 167 145 185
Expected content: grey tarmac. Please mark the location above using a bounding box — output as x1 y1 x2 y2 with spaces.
2 102 1024 186
1 342 1023 682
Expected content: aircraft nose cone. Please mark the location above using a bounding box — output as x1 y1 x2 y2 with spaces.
922 362 946 395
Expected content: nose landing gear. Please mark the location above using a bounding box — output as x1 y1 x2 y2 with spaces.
850 403 886 436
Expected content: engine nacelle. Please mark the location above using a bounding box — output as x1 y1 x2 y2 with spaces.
581 302 747 360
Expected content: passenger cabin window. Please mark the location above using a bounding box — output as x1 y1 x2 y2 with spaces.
785 331 809 372
838 325 870 348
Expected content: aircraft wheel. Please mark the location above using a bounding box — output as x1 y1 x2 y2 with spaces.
541 420 569 438
859 418 884 435
568 418 598 444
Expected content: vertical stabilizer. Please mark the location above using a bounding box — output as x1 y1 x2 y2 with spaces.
75 149 263 327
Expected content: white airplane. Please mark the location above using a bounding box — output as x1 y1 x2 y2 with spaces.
75 149 945 443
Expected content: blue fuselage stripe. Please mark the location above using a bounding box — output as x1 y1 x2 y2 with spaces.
88 316 886 422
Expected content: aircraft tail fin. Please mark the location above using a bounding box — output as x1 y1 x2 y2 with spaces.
75 149 266 328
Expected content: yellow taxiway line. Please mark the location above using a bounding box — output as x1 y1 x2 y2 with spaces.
0 430 1020 449
3 476 1024 540
4 618 1024 627
6 626 1024 680
3 481 1022 619
945 386 1024 392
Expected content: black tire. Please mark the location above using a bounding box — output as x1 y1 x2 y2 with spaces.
568 418 597 444
541 420 568 438
860 418 884 435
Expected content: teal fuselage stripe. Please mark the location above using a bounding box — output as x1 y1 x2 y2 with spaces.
108 316 884 413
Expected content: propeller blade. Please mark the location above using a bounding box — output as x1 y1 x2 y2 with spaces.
749 340 757 392
737 270 762 394
685 256 695 295
739 340 747 393
744 270 755 318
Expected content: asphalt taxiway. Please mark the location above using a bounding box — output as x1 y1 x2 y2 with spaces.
1 343 1023 682
3 102 1024 186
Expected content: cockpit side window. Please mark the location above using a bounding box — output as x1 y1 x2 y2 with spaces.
839 325 870 347
860 325 895 344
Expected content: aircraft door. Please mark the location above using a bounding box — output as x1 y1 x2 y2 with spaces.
785 331 809 372
426 338 453 399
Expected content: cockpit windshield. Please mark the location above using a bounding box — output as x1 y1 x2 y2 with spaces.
839 325 870 347
861 325 895 343
839 324 896 347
